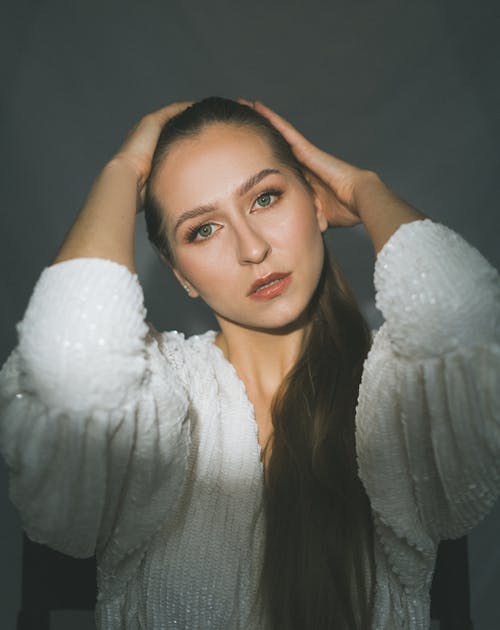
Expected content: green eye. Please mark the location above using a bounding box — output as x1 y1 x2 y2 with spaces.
256 192 272 207
186 223 216 242
198 224 213 237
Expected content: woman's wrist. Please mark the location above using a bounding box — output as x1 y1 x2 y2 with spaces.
351 170 427 255
51 156 140 273
105 154 144 190
350 170 385 219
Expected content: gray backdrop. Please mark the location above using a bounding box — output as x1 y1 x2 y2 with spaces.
1 1 499 628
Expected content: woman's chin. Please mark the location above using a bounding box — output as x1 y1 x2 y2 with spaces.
215 299 314 335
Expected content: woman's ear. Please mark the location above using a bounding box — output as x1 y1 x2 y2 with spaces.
303 171 329 233
172 268 199 298
314 195 329 233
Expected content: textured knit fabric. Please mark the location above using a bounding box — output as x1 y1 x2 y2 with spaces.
0 218 499 629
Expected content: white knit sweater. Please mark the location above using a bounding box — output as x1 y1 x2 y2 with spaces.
0 219 499 629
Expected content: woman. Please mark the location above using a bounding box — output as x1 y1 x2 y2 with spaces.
0 96 498 629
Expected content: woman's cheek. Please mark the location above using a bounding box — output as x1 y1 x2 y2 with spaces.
275 203 316 244
193 242 234 289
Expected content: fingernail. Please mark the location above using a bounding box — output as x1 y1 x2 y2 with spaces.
237 97 254 107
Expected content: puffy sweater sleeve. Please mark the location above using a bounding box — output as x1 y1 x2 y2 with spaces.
355 219 500 564
0 258 190 564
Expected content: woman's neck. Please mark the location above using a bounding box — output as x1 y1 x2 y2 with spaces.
214 320 309 400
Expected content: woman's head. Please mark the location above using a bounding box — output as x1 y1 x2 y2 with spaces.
144 97 328 332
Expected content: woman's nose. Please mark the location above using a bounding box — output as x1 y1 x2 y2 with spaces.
235 220 271 264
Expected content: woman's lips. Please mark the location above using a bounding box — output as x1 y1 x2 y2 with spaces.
248 273 292 300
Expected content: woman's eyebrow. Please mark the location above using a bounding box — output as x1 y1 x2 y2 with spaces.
173 168 282 235
236 167 281 197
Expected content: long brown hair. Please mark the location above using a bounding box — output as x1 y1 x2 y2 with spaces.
143 97 376 629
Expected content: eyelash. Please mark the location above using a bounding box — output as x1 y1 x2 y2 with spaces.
184 188 284 243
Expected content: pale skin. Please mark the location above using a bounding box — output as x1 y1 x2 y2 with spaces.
52 99 426 461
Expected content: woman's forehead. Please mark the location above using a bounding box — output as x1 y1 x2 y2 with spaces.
161 123 276 174
154 124 285 216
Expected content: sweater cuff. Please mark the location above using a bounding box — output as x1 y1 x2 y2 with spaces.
373 219 499 358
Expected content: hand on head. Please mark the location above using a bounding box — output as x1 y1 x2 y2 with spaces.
113 102 194 209
237 98 367 228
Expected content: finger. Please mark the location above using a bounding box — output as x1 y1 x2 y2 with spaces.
125 102 193 141
237 97 255 107
118 102 194 172
302 165 328 189
149 101 194 124
237 98 309 153
238 98 323 168
254 101 351 181
251 100 313 155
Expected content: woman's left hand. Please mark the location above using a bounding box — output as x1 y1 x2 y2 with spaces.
238 98 373 229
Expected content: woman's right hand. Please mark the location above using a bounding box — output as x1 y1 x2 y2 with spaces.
51 102 192 270
111 101 193 201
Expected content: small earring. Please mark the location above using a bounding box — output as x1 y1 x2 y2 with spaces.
183 283 190 295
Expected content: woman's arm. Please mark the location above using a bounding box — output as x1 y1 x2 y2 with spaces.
351 171 427 255
52 101 192 272
0 103 193 563
355 221 499 588
52 158 140 272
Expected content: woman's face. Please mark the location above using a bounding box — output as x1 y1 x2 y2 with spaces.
153 123 328 331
